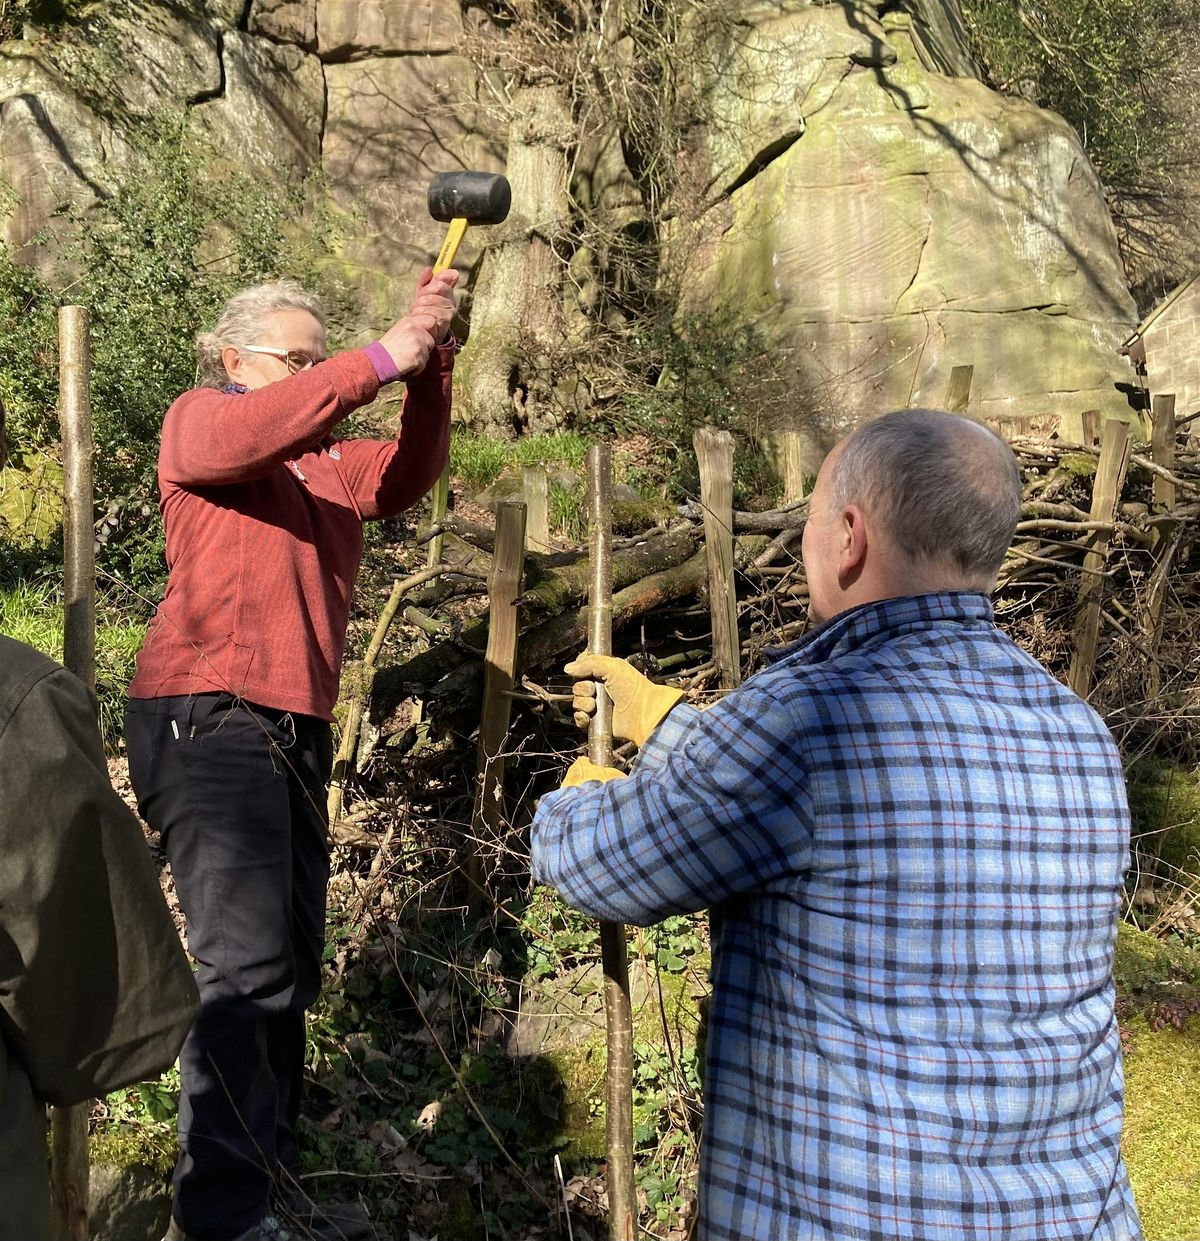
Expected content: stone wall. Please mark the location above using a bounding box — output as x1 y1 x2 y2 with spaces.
1141 276 1200 419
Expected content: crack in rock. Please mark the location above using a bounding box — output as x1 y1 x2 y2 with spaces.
187 30 226 105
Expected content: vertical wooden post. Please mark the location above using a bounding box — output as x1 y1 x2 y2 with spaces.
694 427 741 690
60 306 95 692
944 364 973 413
1067 418 1132 700
779 429 806 503
54 305 92 1241
1145 394 1177 699
1150 394 1177 548
585 444 635 1241
1080 410 1100 448
468 501 526 908
523 465 551 552
425 462 451 571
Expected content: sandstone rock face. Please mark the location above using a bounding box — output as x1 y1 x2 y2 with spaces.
250 0 318 51
193 31 323 178
89 1161 171 1241
679 7 1138 467
0 3 320 257
0 49 119 253
317 0 464 61
0 0 1141 449
323 52 495 310
694 1 895 198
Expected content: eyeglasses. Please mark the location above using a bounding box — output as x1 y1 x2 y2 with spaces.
240 345 322 374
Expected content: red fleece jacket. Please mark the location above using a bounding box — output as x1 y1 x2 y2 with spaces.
128 343 454 720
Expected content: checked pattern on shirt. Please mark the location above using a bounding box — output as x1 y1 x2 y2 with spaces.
531 592 1142 1241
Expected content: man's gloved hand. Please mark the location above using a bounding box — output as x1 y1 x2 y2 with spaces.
565 653 685 748
560 756 625 788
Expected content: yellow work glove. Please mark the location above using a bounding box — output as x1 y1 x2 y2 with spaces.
565 653 685 748
561 756 625 788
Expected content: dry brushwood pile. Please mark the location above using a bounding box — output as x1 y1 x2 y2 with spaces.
344 429 1199 781
271 424 1200 1239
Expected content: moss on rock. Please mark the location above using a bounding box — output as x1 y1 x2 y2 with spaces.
519 949 709 1161
1127 759 1200 881
0 452 63 546
1116 920 1200 1006
90 1127 174 1179
544 1035 609 1162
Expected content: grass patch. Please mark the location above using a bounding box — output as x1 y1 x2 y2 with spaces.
1123 1014 1200 1238
0 580 147 743
449 429 591 491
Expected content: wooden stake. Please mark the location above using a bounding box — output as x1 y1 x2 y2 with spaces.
586 444 635 1241
468 500 526 908
523 465 551 552
780 429 806 503
411 462 452 749
54 304 92 1241
944 364 973 413
1145 394 1177 699
425 463 451 571
694 427 741 690
1080 410 1099 448
1150 394 1177 548
1068 418 1132 699
60 306 95 693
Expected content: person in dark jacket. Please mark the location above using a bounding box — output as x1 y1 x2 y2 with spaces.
0 634 198 1241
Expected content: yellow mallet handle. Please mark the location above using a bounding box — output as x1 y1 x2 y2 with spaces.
433 217 469 274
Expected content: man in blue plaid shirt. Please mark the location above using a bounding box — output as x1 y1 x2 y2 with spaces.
531 409 1142 1241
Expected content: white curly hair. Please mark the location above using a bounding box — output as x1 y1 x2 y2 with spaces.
196 279 326 387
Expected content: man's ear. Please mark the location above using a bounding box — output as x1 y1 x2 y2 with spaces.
837 504 869 583
221 345 243 385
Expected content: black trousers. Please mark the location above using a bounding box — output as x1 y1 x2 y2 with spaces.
125 693 332 1241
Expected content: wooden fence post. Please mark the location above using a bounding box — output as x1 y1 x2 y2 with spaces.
694 427 741 690
468 500 526 908
54 304 93 1241
1145 394 1178 699
523 465 551 552
779 429 806 503
585 444 636 1241
425 463 451 571
1067 418 1132 699
1080 410 1100 448
944 364 973 413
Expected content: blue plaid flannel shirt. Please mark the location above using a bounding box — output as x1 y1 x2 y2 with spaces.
531 592 1142 1241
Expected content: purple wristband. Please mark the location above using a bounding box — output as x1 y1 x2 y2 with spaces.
364 341 402 385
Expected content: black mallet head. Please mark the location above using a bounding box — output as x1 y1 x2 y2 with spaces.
427 171 512 226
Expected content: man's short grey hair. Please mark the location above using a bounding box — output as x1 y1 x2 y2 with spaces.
829 408 1021 582
195 279 325 387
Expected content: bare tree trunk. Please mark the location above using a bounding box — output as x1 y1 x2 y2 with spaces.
459 81 574 436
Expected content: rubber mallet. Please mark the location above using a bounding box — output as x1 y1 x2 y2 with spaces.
427 171 512 274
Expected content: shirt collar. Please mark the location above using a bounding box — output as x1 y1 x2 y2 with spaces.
222 382 248 395
764 591 995 667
